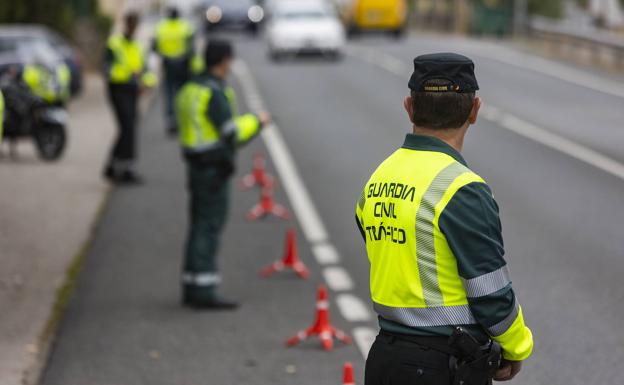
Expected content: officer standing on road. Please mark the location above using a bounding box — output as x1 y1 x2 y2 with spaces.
356 53 534 384
153 6 194 136
176 39 270 310
103 11 156 184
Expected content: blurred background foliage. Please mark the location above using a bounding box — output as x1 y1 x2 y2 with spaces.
528 0 564 18
0 0 112 38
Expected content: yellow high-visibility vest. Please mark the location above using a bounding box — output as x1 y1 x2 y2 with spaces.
176 80 259 152
356 144 533 361
155 18 193 59
107 34 156 87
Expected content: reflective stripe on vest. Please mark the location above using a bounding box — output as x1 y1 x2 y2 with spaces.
359 149 485 326
107 34 145 84
0 90 4 139
156 19 192 58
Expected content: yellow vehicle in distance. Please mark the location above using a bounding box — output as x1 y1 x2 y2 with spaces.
338 0 408 38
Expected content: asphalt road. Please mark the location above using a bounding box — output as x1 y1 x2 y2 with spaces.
41 32 624 385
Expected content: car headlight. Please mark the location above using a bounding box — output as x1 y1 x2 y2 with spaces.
206 6 222 23
247 5 264 23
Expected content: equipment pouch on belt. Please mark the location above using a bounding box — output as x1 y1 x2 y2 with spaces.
448 327 501 385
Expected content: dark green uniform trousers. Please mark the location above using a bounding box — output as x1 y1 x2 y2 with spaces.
183 161 230 302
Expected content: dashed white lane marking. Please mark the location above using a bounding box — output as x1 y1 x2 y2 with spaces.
481 105 624 181
233 60 376 359
471 45 624 99
347 47 624 182
348 43 624 99
336 294 371 322
233 61 329 244
312 243 341 265
353 327 377 359
323 266 354 292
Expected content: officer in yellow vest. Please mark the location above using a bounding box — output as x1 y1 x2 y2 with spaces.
154 7 194 136
176 39 270 309
356 53 533 384
103 11 157 184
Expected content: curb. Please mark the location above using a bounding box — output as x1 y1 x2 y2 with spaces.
21 187 112 385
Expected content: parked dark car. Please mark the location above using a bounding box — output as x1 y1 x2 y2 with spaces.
203 0 265 34
0 25 83 96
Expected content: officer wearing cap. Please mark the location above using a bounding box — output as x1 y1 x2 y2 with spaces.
176 39 270 310
356 53 533 384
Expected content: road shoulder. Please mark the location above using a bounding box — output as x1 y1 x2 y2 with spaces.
0 75 114 385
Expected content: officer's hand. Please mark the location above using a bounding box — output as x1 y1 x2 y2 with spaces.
494 359 522 382
258 111 272 128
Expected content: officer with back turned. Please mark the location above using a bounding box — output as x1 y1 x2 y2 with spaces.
176 40 270 309
356 53 533 384
103 11 156 184
153 6 194 136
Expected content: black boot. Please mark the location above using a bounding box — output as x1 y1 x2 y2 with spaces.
115 170 144 185
186 296 239 311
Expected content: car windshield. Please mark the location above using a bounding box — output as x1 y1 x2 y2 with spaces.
210 0 254 10
275 5 332 20
17 39 62 66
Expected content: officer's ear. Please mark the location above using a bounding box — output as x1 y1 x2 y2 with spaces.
468 96 482 125
404 96 415 124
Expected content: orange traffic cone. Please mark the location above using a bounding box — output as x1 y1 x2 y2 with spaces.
246 182 290 221
240 153 273 190
260 228 309 279
286 285 352 351
343 362 355 385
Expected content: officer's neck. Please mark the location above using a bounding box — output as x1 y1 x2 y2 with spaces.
413 125 467 153
208 67 227 81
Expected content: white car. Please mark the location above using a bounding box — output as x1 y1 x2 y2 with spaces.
266 0 346 60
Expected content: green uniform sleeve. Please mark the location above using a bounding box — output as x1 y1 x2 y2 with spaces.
207 89 234 132
439 182 534 361
355 187 367 242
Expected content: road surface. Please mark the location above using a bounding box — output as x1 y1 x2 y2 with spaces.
41 33 624 385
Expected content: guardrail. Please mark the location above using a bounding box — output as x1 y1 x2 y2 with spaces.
529 19 624 71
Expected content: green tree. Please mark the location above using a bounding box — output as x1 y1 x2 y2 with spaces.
528 0 564 18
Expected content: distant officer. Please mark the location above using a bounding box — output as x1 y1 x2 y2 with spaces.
154 6 194 136
176 39 270 309
103 11 156 184
356 53 533 384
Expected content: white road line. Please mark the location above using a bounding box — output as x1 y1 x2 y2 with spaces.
349 42 624 99
234 59 376 360
482 105 624 181
336 294 371 322
353 327 377 359
323 267 354 292
471 45 624 99
348 48 624 182
312 243 341 265
347 46 409 77
233 61 329 243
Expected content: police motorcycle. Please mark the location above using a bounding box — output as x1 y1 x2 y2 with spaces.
1 51 71 161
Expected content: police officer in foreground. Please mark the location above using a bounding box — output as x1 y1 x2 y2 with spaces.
153 6 194 136
103 11 156 185
176 40 270 310
356 53 533 384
